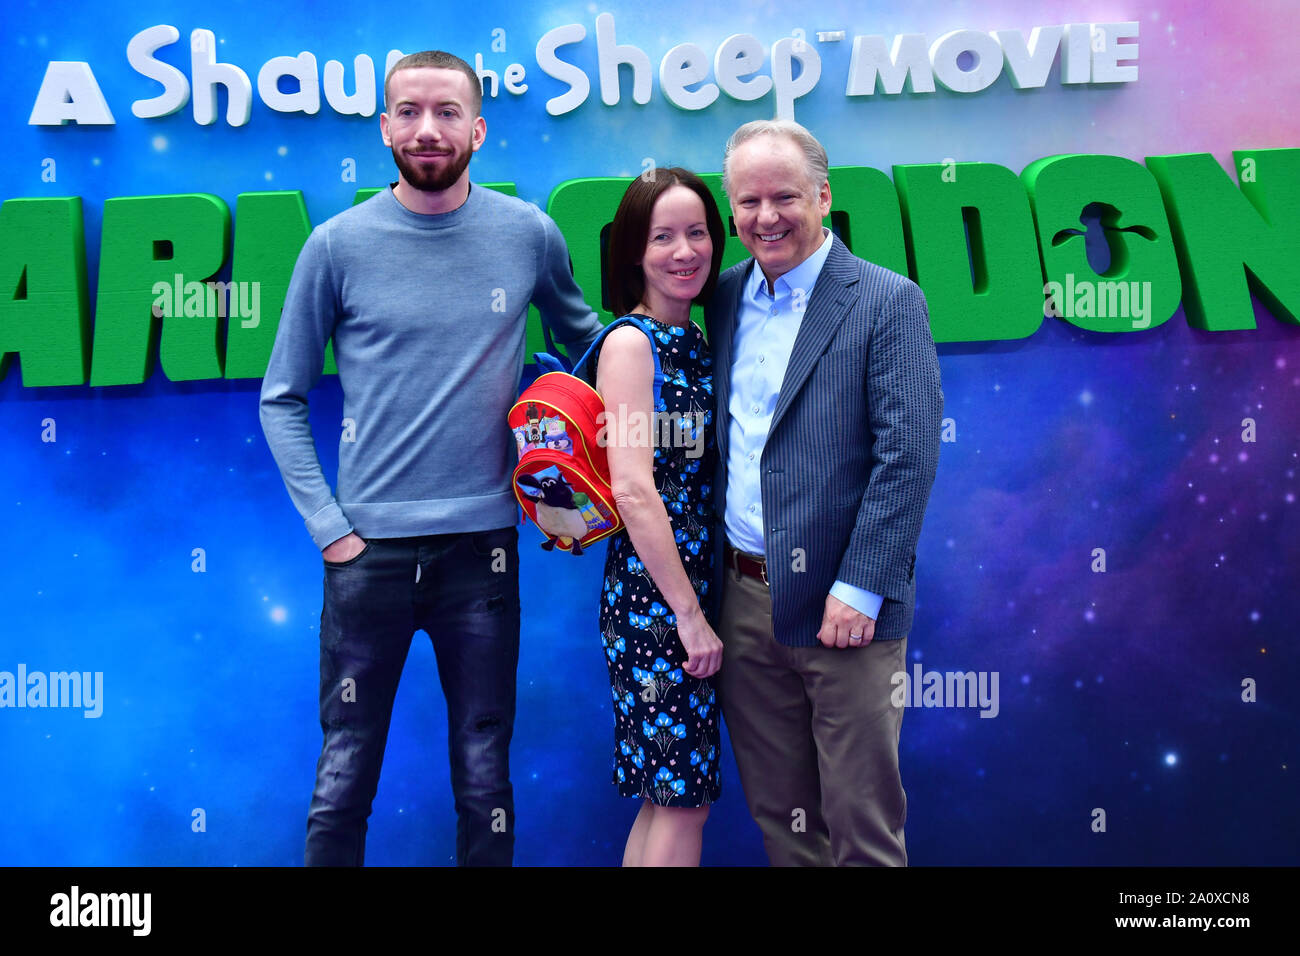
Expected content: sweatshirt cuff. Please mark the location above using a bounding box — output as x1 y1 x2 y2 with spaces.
306 502 354 551
830 580 883 621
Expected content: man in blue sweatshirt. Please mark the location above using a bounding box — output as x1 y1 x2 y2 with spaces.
259 50 603 866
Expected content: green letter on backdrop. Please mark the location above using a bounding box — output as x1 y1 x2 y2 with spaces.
895 162 1043 343
0 197 90 386
91 194 230 385
1022 154 1182 332
1146 148 1300 330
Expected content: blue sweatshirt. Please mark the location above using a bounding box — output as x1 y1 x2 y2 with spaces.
259 183 603 549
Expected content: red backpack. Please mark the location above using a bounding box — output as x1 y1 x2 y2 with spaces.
509 316 664 555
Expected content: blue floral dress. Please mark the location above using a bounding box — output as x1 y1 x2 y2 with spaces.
598 314 720 806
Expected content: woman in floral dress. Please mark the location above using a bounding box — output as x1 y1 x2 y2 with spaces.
592 168 727 866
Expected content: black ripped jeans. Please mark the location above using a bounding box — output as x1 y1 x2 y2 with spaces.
305 526 521 866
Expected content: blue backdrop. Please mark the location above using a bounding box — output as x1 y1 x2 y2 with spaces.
2 0 1297 865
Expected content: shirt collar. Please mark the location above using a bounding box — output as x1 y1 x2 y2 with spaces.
745 227 835 301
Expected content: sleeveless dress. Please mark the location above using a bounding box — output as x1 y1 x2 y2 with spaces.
598 314 720 806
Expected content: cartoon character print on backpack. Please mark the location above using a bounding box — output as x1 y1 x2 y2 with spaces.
515 413 576 457
516 467 590 555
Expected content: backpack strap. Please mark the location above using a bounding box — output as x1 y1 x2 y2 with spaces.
571 315 664 408
532 351 571 374
532 322 574 374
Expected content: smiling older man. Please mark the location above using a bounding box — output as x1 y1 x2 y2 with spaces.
706 119 943 866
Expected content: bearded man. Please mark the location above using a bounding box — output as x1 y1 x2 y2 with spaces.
260 50 603 866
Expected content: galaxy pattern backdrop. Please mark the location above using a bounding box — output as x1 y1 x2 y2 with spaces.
1 0 1297 865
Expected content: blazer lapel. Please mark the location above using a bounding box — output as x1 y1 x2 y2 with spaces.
767 236 859 437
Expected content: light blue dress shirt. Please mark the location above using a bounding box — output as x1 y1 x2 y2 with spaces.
723 227 884 622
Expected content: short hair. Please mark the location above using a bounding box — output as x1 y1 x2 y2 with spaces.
384 51 482 117
605 168 727 318
721 119 829 196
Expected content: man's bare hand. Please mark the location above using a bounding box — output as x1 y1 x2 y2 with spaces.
322 532 366 564
815 593 876 649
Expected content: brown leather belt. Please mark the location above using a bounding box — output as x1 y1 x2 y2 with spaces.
726 544 768 587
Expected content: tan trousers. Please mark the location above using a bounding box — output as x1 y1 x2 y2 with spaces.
718 560 908 866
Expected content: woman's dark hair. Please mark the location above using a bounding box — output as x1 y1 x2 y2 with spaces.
605 168 726 318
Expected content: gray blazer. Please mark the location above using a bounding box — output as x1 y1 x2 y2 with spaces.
705 234 944 645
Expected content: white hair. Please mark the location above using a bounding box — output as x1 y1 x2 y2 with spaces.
721 119 829 195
